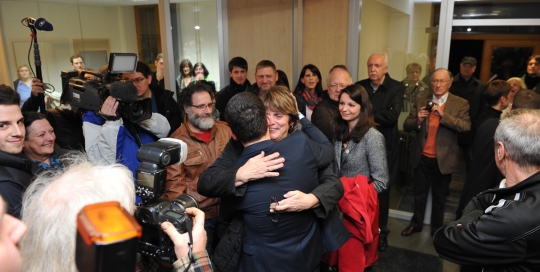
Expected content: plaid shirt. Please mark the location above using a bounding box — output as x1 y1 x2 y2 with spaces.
173 251 213 272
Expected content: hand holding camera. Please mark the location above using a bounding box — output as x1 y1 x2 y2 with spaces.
161 207 207 259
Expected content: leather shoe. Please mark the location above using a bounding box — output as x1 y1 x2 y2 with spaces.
378 235 388 251
401 225 422 236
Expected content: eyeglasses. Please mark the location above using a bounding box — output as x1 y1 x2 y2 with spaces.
131 77 146 84
432 80 448 85
270 195 279 223
329 84 347 90
190 103 215 110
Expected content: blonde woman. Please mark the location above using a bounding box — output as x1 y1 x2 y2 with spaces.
13 65 32 107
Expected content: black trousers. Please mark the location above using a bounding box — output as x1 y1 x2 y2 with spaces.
410 155 452 230
378 187 390 235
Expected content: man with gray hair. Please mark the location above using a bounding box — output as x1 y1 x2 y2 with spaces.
434 108 540 271
19 154 136 272
402 68 470 237
355 53 405 250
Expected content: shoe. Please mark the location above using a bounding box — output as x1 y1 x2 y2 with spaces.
378 235 388 251
401 225 422 236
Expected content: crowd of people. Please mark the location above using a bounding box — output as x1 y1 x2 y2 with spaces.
0 52 540 272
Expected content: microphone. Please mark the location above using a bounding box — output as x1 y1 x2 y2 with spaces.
109 81 138 103
23 17 53 31
35 18 53 31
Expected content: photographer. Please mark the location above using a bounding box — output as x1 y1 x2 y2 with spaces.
18 153 213 272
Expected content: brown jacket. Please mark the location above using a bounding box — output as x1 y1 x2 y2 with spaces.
403 93 471 175
164 118 230 219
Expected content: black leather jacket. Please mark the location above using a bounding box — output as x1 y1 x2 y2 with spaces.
434 171 540 271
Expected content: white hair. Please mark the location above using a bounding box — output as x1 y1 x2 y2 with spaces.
494 109 540 172
368 53 388 67
20 152 135 272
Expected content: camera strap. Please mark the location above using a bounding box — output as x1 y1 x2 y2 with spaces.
182 220 195 272
123 120 143 147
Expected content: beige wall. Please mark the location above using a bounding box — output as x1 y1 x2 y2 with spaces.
228 0 293 86
303 0 348 87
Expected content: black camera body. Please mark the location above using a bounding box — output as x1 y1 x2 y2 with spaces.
426 101 434 112
134 139 192 263
135 195 198 263
64 53 152 123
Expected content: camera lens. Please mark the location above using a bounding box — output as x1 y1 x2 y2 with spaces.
132 102 144 118
141 214 151 224
162 152 171 165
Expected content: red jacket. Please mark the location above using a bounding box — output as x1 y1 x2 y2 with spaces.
325 175 379 271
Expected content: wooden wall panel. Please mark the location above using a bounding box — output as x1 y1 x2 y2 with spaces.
303 0 349 86
228 0 293 85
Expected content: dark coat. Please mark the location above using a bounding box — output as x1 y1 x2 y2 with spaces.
434 171 540 271
403 93 471 174
151 83 183 135
223 130 331 271
0 151 34 218
311 92 338 142
356 74 405 185
456 118 503 219
449 74 485 146
216 78 251 121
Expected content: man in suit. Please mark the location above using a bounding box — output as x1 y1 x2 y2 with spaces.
355 53 405 250
401 68 471 236
222 92 333 271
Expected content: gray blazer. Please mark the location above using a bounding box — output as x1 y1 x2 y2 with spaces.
403 93 471 174
333 127 389 193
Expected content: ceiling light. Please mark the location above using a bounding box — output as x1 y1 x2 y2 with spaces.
194 26 200 30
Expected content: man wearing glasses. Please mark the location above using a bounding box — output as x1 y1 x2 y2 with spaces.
401 68 470 237
355 53 405 251
311 65 352 142
163 81 230 255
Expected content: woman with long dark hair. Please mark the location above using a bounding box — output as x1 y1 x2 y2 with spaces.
331 84 388 271
334 84 388 193
294 64 323 120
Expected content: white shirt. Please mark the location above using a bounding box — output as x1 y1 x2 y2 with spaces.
432 92 449 106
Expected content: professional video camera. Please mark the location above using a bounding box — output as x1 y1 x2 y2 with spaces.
62 53 152 123
134 139 198 263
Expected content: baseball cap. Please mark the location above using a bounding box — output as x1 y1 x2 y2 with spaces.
461 56 477 66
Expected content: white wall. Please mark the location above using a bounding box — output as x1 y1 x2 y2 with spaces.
0 1 137 91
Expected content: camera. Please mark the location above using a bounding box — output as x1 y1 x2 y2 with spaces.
63 53 152 123
133 139 195 263
426 101 434 112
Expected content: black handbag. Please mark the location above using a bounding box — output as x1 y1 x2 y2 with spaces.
212 213 243 272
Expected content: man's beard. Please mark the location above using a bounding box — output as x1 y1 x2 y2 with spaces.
188 110 215 131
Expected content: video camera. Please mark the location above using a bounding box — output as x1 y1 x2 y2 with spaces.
134 139 199 263
62 53 152 123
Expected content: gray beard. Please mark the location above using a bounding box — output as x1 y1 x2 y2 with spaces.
188 112 215 131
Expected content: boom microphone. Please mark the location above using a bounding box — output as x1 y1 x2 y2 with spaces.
23 17 53 31
109 81 138 103
34 18 53 31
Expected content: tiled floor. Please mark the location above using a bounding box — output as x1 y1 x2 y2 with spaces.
385 217 460 272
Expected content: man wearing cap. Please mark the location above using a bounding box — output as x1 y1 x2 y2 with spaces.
449 56 485 172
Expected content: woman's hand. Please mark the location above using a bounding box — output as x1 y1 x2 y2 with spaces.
235 151 285 186
270 190 319 213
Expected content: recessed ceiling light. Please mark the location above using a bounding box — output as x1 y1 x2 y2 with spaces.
194 26 200 30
